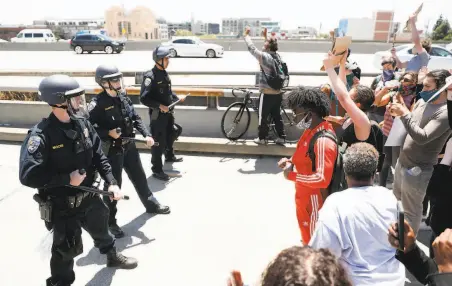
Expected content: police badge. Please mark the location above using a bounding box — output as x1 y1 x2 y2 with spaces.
27 136 41 154
88 101 96 112
144 78 152 87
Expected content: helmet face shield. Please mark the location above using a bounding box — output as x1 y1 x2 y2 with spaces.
67 93 89 118
101 75 125 97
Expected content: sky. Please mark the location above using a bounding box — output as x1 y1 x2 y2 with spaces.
1 0 451 33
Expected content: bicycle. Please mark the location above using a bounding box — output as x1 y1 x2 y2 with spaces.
220 88 302 144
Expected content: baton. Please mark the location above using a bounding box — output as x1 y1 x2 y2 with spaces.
77 169 129 200
168 93 190 109
115 128 159 146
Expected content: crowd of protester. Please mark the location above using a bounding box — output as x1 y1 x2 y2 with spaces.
228 11 452 286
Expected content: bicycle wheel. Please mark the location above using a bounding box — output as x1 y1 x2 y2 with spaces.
221 102 251 140
271 109 303 144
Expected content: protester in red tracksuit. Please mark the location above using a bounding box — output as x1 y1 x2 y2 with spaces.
279 87 338 245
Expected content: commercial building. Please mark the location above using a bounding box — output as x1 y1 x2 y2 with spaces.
207 23 220 35
32 19 104 39
167 21 192 32
337 10 396 42
260 21 281 33
222 17 271 37
159 24 169 40
105 6 159 40
192 21 220 35
289 26 318 39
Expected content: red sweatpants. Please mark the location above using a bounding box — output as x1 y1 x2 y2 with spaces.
295 189 324 245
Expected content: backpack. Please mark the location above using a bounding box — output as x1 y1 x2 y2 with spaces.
260 53 289 90
307 130 348 197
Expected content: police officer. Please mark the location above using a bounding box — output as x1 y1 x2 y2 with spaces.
19 75 137 286
140 45 186 181
89 65 170 238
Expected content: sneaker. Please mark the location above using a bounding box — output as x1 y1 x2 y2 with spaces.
109 223 125 238
253 138 267 145
106 248 138 269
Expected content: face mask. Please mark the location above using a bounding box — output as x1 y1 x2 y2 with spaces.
419 89 439 103
296 112 312 130
399 84 416 96
382 70 394 82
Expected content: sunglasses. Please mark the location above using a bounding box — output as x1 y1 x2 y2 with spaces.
402 78 414 83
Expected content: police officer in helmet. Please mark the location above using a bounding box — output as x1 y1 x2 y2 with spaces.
19 75 137 286
140 45 186 181
89 65 170 238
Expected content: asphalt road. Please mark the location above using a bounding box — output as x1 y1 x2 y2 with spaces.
0 143 431 286
0 39 396 54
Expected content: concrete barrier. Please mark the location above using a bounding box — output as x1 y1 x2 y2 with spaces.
0 127 295 157
0 100 261 139
0 40 397 54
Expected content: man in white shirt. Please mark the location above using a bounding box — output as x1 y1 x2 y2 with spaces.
309 143 405 286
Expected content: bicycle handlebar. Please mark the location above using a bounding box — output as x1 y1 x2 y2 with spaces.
232 88 252 98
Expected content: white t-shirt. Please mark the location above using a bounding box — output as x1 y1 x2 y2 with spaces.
309 186 405 286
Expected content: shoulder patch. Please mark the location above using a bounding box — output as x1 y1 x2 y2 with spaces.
27 136 41 154
144 78 152 87
88 101 97 112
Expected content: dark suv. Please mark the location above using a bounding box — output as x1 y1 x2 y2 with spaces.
70 34 125 54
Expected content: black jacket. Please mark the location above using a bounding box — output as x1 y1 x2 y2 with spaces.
88 91 151 140
396 245 452 286
19 113 116 196
139 66 179 109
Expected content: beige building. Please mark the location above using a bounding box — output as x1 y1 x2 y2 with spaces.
105 6 159 40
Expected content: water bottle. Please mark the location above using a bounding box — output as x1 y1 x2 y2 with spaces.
407 166 422 176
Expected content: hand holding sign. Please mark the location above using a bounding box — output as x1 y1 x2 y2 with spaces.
404 3 423 32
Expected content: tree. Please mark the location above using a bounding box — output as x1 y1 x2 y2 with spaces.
433 15 444 32
432 17 451 40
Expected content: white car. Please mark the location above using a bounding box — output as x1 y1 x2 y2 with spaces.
161 37 224 58
446 42 452 51
373 44 452 71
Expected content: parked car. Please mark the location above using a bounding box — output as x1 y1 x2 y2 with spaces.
70 34 125 54
10 29 56 43
161 37 224 58
373 44 452 71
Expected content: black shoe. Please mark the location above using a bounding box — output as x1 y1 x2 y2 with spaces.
146 196 171 214
166 156 183 163
106 248 138 269
153 172 170 181
109 223 125 239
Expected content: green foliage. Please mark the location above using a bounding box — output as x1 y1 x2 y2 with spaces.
432 15 452 41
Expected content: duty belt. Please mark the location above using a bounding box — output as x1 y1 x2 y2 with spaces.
67 192 96 208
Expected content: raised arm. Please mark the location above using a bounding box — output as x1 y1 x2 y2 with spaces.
391 48 407 69
324 52 371 141
243 27 264 63
409 14 423 54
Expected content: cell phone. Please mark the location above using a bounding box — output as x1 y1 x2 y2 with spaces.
397 201 405 251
